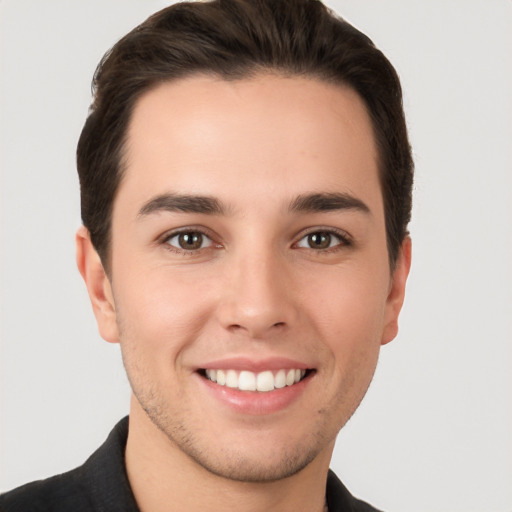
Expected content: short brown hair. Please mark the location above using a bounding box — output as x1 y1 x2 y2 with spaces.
77 0 413 270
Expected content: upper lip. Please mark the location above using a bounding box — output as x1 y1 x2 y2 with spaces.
198 356 312 372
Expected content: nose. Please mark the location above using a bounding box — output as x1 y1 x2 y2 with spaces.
215 249 298 339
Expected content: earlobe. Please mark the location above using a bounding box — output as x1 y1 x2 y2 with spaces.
381 236 412 345
76 226 119 343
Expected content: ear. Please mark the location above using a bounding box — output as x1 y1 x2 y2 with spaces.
76 226 119 343
381 236 412 345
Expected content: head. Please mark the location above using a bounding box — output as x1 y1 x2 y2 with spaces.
76 0 413 484
77 0 413 273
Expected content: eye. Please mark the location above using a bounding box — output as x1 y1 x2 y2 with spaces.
165 231 213 251
296 230 349 250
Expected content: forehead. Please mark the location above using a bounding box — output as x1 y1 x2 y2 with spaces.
119 73 380 215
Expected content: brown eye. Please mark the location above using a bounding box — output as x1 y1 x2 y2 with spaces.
179 232 203 249
307 232 332 249
296 230 349 251
166 231 212 251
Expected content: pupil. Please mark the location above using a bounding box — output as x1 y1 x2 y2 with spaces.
309 232 330 249
179 232 202 249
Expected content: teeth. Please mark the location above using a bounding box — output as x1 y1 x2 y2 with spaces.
203 368 307 392
225 369 238 388
239 371 256 391
205 369 217 382
274 369 286 389
256 371 274 392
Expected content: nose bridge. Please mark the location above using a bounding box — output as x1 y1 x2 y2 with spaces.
218 241 296 337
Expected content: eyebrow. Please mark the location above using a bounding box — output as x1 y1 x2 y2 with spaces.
137 191 370 219
289 192 370 214
138 193 226 217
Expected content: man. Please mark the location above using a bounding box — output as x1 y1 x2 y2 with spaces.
0 0 412 510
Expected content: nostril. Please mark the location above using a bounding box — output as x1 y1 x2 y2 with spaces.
225 318 288 336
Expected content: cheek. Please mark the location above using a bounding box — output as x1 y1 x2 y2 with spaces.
304 266 389 357
299 268 388 431
112 263 217 357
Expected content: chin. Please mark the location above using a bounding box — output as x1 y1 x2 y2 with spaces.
170 436 321 483
137 395 332 483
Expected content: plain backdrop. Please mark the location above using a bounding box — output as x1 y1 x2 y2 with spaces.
1 1 511 511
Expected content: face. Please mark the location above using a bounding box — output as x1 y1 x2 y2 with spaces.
80 74 410 482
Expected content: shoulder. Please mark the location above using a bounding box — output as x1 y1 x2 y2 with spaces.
0 417 135 512
0 468 92 512
326 470 384 512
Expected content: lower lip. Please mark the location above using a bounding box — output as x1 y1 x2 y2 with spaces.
198 372 312 415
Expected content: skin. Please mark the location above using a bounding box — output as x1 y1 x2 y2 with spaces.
77 74 411 512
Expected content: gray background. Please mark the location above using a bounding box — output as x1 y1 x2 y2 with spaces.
1 1 511 510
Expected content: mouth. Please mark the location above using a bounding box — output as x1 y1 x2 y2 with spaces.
198 368 312 392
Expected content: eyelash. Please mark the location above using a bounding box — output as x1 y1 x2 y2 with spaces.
161 227 219 255
294 227 352 253
159 227 352 255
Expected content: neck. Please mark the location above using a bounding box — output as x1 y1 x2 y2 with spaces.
125 396 332 512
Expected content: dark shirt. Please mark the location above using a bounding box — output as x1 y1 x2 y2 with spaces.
0 417 382 511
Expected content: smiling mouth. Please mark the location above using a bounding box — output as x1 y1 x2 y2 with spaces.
199 368 312 392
